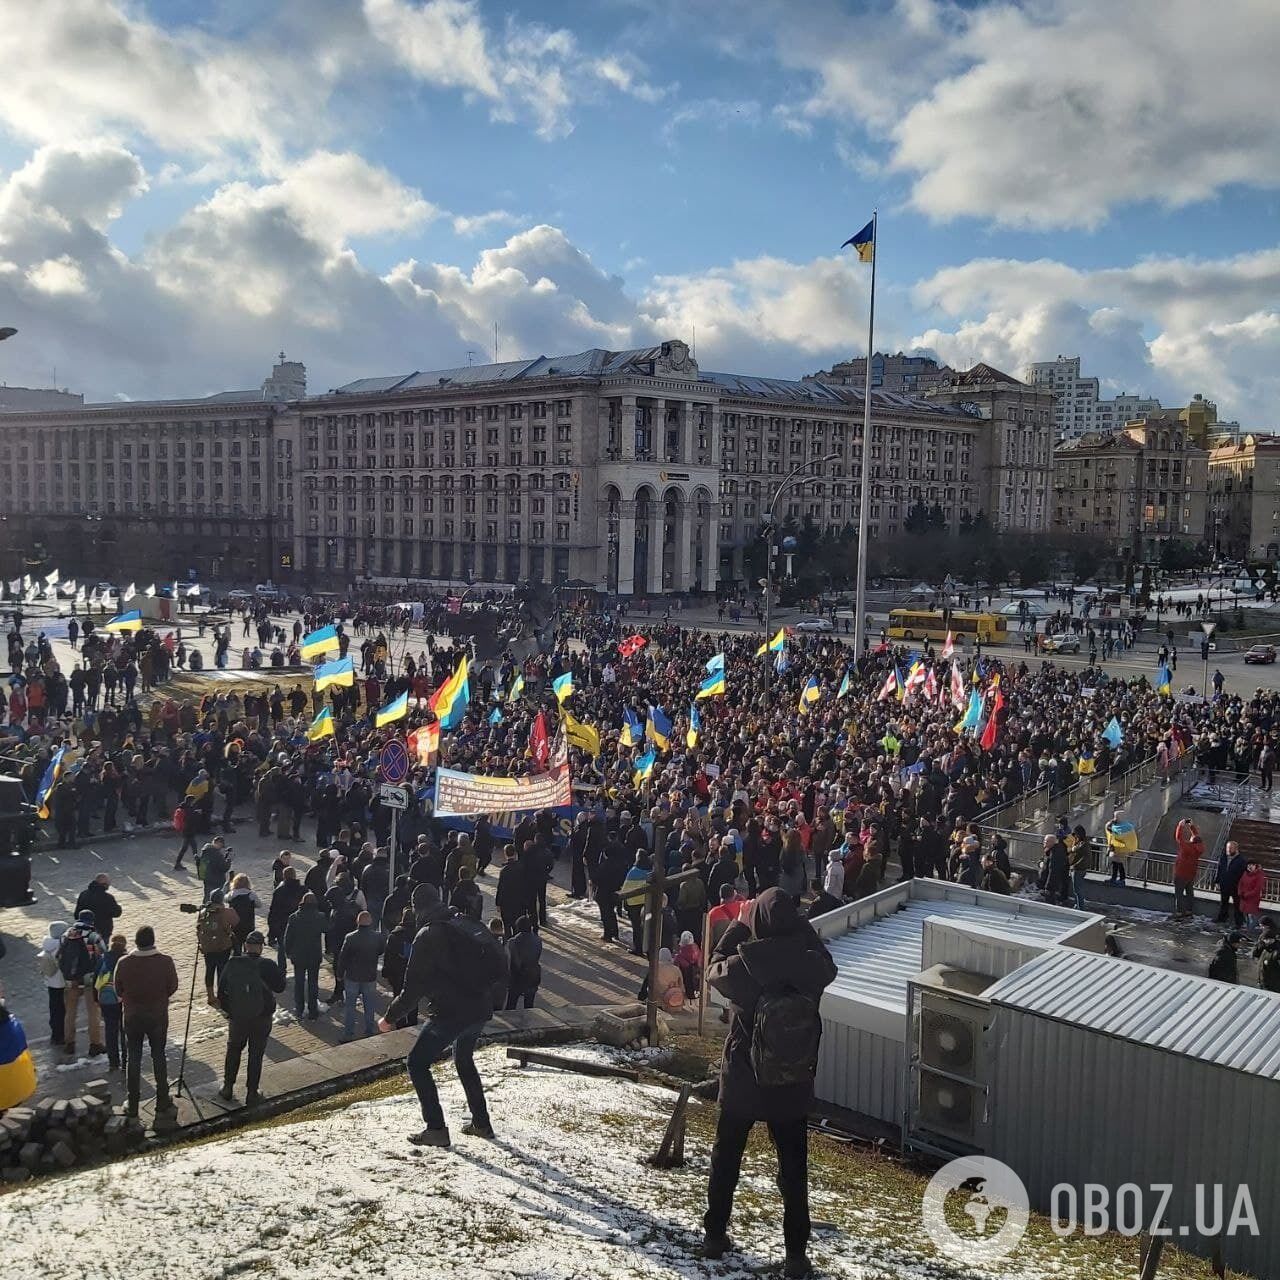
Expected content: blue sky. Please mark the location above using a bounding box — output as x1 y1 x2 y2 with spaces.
0 0 1277 421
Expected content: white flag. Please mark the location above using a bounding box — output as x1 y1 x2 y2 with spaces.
24 586 37 601
186 583 201 597
88 591 100 606
21 574 31 590
64 579 76 594
45 569 59 586
5 578 17 594
144 584 156 598
123 583 136 602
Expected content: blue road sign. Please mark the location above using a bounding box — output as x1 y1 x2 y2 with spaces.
379 738 409 784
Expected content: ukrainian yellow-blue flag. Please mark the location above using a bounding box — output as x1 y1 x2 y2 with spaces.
686 703 701 750
307 707 335 741
0 1008 37 1110
696 670 725 699
837 669 852 699
35 747 68 820
620 707 644 747
552 671 574 703
314 656 355 691
798 675 821 713
841 218 875 264
375 691 408 728
646 705 672 751
633 747 657 786
102 610 142 633
507 672 525 703
755 628 786 658
300 624 338 661
1156 664 1172 696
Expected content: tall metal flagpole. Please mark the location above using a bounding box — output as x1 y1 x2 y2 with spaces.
852 209 878 664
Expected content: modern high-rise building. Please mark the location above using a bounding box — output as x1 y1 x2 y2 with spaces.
1025 355 1161 439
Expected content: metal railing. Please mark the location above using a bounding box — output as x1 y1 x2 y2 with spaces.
982 822 1280 907
974 748 1195 832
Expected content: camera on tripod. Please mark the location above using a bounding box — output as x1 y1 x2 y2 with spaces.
179 903 200 914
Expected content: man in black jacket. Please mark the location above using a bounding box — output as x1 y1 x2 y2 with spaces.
703 887 837 1279
337 911 384 1040
217 930 286 1105
74 873 122 940
378 885 499 1147
283 892 326 1019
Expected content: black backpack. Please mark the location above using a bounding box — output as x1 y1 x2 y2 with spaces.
750 990 822 1087
220 954 269 1020
58 931 95 984
443 915 508 991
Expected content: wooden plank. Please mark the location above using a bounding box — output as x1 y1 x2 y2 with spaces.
504 1047 640 1081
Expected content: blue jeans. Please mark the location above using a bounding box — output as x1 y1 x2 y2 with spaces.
405 1016 490 1131
343 980 379 1037
293 960 320 1017
1072 869 1088 911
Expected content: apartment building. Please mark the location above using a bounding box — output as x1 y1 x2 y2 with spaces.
804 352 954 395
1207 435 1280 561
1026 355 1161 439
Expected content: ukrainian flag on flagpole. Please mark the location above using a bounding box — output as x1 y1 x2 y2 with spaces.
686 703 701 750
314 656 355 691
755 628 786 657
837 669 852 699
696 670 725 699
300 624 339 661
646 705 672 751
633 747 657 786
430 655 471 732
798 675 821 713
507 672 525 703
841 217 875 263
307 707 335 741
35 747 67 820
1156 664 1172 696
620 707 644 747
102 610 142 633
375 691 408 728
552 671 574 703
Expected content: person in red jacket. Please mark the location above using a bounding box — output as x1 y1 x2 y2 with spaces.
1238 861 1266 934
1172 818 1205 920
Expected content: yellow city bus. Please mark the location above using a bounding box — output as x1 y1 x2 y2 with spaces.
887 609 1008 644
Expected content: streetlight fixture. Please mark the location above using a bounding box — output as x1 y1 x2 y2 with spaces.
762 452 842 690
0 327 16 341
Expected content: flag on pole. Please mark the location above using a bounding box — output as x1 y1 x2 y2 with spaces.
841 218 875 263
375 691 408 728
409 723 439 764
633 748 657 786
562 710 601 757
942 630 955 659
507 672 524 703
300 625 339 661
620 707 644 747
904 661 927 698
686 703 701 749
696 670 725 699
186 583 201 598
123 583 136 602
705 652 725 675
1156 664 1172 696
45 569 59 586
951 661 966 710
646 705 673 751
755 628 786 657
35 748 68 820
313 656 355 690
429 656 471 731
923 667 938 702
877 669 898 702
488 706 503 725
552 671 574 703
980 686 1005 751
895 664 907 702
1102 717 1124 748
958 689 984 733
618 634 647 659
529 711 550 770
798 676 822 713
102 610 143 633
144 584 156 598
836 669 852 699
307 707 335 741
21 574 31 590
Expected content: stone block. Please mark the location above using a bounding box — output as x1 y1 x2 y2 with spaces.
50 1141 77 1168
67 1098 88 1124
83 1080 112 1101
2 1166 32 1183
18 1143 42 1171
104 1116 128 1136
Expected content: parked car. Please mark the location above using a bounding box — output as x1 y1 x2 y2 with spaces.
1244 644 1276 665
793 615 834 633
1042 633 1081 654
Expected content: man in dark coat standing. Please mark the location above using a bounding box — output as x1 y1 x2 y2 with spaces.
74 874 122 941
702 887 836 1278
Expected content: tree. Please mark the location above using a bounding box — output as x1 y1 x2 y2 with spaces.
1123 557 1135 594
928 502 947 531
1011 540 1050 588
1139 562 1153 605
958 511 973 536
904 500 932 534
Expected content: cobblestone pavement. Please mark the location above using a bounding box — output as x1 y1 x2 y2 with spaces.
0 818 647 1107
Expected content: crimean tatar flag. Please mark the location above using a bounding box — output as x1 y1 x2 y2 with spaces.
300 624 339 661
375 691 408 728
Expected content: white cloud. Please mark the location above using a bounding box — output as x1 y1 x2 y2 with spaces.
26 256 88 296
451 209 522 237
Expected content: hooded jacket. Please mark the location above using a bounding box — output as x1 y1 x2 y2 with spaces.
383 902 494 1026
39 922 68 989
706 887 837 1121
74 881 122 940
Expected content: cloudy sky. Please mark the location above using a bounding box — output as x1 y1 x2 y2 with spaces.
0 0 1277 420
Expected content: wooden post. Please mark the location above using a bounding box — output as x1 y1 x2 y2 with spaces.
645 845 667 1047
697 904 712 1037
1139 1233 1165 1279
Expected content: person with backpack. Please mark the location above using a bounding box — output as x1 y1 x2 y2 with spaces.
95 933 128 1075
284 892 328 1020
197 889 239 1006
702 886 837 1279
449 864 484 922
58 910 107 1058
36 921 69 1048
218 930 286 1106
377 882 507 1146
113 925 179 1119
1208 931 1241 984
504 915 542 1010
197 836 233 903
227 874 261 954
173 795 199 870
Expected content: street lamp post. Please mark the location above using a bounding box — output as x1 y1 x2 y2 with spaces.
1201 619 1217 698
762 452 841 690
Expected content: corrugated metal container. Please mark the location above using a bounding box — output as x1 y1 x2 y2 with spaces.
811 881 1102 1123
987 949 1280 1278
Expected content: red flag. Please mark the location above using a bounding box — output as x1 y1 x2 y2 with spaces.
618 633 647 659
980 688 1005 751
530 711 550 771
446 596 461 615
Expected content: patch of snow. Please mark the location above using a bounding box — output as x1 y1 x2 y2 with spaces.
6 1046 1134 1280
53 1052 108 1073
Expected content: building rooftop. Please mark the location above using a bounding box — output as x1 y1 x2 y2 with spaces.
987 947 1280 1080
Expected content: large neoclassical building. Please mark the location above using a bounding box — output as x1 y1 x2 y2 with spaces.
0 342 1053 594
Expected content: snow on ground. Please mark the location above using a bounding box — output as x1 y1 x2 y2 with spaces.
6 1046 1147 1280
